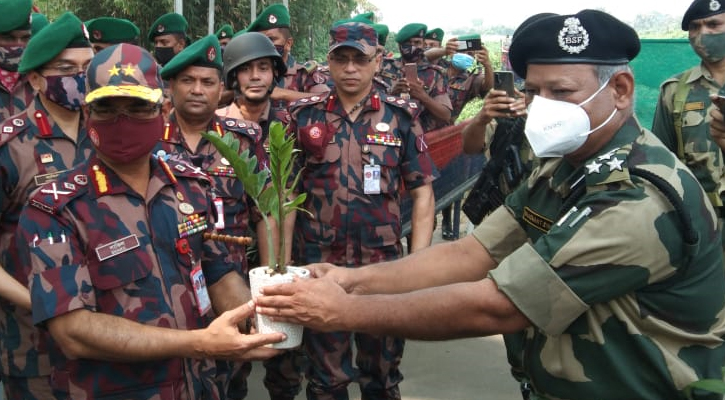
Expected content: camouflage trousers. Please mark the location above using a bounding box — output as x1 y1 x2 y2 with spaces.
303 329 404 400
263 348 308 399
4 375 57 400
218 361 252 400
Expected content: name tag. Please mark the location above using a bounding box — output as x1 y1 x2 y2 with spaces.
684 102 705 111
34 170 67 186
95 234 140 261
522 207 553 233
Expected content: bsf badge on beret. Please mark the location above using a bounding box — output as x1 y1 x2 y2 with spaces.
711 0 722 11
558 17 589 54
92 30 102 40
207 46 216 61
157 24 165 33
269 14 277 24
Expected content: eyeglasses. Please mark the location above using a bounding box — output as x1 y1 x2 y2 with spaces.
89 103 161 121
329 54 375 67
42 63 88 76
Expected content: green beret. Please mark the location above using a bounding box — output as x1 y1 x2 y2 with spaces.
86 17 140 44
216 24 234 39
30 13 49 36
425 28 444 42
509 10 640 79
0 0 31 33
682 0 725 30
356 12 375 22
160 34 222 79
395 23 427 44
19 12 91 73
148 12 188 41
232 28 248 38
372 24 389 46
247 4 290 32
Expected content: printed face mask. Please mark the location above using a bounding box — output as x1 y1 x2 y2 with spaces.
400 44 424 62
691 32 725 63
274 45 287 58
42 72 87 111
0 45 24 72
524 79 617 158
88 114 164 163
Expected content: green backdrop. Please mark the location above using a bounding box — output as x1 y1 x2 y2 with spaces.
631 38 700 129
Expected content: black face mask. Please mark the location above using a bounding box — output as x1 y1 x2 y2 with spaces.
154 46 176 66
400 44 424 62
274 45 286 58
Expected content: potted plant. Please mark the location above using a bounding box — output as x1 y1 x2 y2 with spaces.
202 121 309 349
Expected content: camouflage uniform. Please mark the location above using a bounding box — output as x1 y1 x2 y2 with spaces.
651 64 725 210
272 54 329 109
379 57 452 132
474 118 725 400
447 66 486 121
0 97 91 400
290 89 437 400
0 74 34 123
18 154 233 400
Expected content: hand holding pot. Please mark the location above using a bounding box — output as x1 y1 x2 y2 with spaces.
198 300 286 361
256 277 351 332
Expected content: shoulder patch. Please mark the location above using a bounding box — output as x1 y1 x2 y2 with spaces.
381 95 421 120
583 146 631 187
289 92 329 112
29 178 85 215
222 118 263 143
165 158 211 183
303 60 319 73
0 112 30 148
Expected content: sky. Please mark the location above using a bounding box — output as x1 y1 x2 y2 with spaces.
370 0 691 33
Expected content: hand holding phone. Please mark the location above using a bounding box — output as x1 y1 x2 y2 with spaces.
404 63 417 82
493 71 515 98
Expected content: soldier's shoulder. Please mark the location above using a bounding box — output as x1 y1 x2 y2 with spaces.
0 111 31 148
380 94 421 119
28 172 89 215
288 93 330 112
302 60 320 73
220 117 263 143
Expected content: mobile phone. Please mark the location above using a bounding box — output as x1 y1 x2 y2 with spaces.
457 38 482 52
404 63 417 82
494 71 515 97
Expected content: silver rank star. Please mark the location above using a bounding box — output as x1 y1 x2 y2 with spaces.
597 148 619 161
586 160 603 174
607 157 624 172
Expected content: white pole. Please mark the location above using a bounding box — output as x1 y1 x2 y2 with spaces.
251 0 257 21
174 0 183 15
208 0 215 35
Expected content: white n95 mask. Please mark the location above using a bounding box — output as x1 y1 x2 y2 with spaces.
524 80 617 158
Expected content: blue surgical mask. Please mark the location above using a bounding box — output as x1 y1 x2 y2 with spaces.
451 53 474 71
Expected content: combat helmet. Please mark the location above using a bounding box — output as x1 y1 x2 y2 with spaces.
222 31 287 88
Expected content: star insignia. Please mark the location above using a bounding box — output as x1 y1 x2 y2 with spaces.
597 147 619 161
108 65 120 76
606 157 624 172
585 160 603 174
123 64 136 76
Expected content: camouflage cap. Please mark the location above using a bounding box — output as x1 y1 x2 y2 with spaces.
30 13 49 36
372 24 389 46
247 4 290 32
329 22 377 56
19 12 91 73
395 23 427 44
85 43 164 104
0 0 32 33
509 10 640 79
425 28 444 43
216 24 234 39
86 17 140 44
160 34 222 79
147 12 188 41
682 0 725 30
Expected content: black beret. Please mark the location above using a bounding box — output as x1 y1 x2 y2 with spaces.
509 10 640 79
682 0 725 30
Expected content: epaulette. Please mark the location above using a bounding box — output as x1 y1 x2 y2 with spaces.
302 60 319 73
28 174 87 215
421 62 446 75
373 76 391 91
164 158 211 184
318 64 330 73
582 146 632 188
0 112 30 148
221 118 263 144
378 70 397 81
288 93 330 112
381 95 421 120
